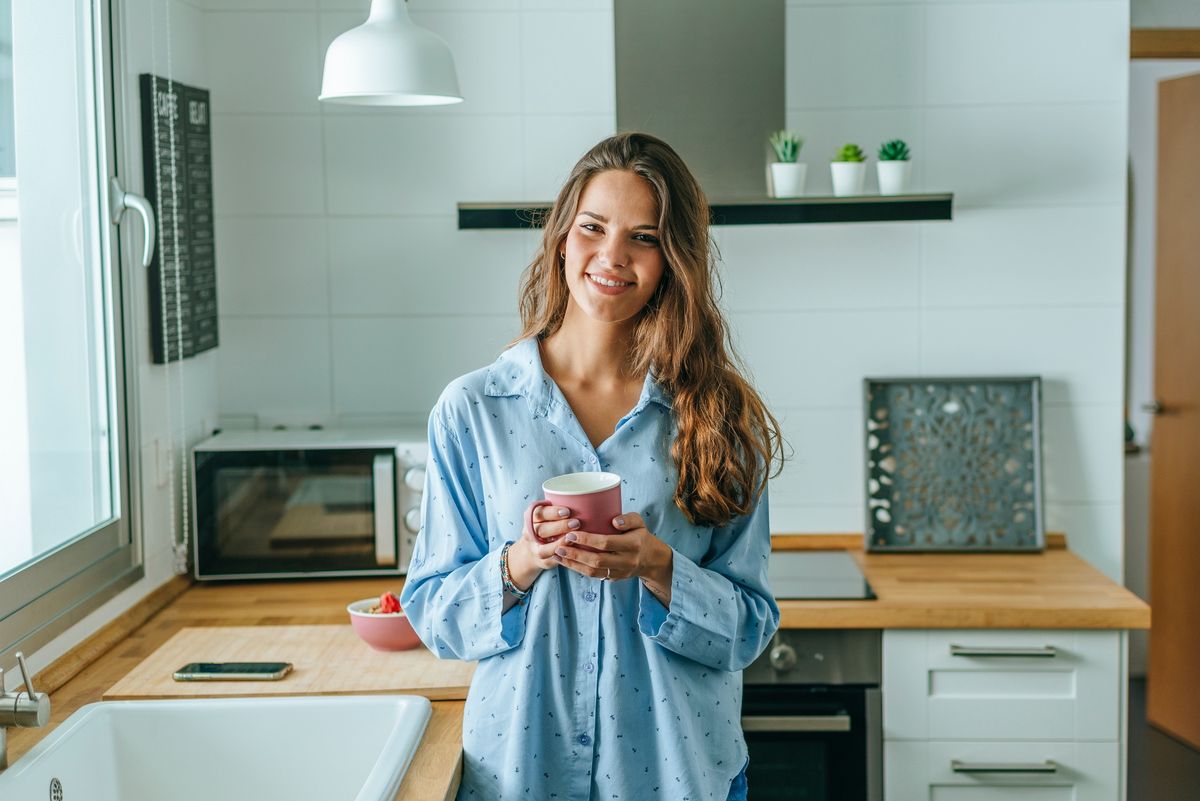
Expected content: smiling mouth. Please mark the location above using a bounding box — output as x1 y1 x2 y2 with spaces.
587 273 635 288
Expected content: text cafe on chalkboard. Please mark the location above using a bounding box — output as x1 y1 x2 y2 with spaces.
139 74 218 365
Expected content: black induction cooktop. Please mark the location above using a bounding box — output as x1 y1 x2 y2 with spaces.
767 550 876 600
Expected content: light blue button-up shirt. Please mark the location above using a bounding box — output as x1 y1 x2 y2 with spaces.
400 337 780 801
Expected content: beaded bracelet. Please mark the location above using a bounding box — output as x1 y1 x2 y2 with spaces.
500 541 531 603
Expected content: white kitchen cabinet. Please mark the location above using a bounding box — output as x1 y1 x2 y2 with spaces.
883 629 1127 801
886 740 1121 801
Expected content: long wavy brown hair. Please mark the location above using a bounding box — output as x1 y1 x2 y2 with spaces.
515 132 785 528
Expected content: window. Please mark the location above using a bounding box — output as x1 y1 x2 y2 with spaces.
0 0 15 218
0 0 141 663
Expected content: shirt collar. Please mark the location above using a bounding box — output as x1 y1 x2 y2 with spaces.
485 337 672 414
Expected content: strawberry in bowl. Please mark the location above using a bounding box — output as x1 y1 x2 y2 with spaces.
347 592 421 651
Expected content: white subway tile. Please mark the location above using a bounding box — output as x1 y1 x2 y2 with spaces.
923 104 1126 207
323 115 523 215
717 223 920 312
769 505 864 535
520 12 615 115
327 216 527 315
920 306 1124 405
195 0 315 9
331 316 521 415
1041 404 1124 504
318 0 519 9
769 407 865 507
217 317 332 416
1045 502 1123 581
921 205 1125 307
731 309 921 409
784 108 923 195
124 0 207 87
215 216 329 315
205 11 320 114
926 2 1127 105
522 114 616 198
786 5 924 110
523 0 609 9
211 115 325 214
318 11 522 115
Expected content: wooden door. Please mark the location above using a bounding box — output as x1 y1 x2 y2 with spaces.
1147 71 1200 750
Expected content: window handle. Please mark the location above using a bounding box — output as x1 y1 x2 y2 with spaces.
109 177 156 268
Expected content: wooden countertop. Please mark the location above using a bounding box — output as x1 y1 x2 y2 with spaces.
8 534 1147 789
7 578 465 801
771 534 1151 629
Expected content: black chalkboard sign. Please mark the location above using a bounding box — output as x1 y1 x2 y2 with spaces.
139 74 218 363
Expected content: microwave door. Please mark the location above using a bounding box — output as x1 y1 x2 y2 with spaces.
373 454 397 566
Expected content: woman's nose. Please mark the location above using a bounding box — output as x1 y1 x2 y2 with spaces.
597 240 627 268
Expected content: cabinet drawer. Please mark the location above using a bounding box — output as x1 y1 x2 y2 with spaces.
884 630 1121 741
886 740 1120 801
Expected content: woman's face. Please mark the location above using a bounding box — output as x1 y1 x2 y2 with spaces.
560 169 666 327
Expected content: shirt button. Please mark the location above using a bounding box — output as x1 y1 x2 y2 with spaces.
584 591 597 602
579 734 591 746
584 661 595 673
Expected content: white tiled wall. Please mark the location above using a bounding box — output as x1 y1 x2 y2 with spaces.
209 0 1128 579
774 0 1128 579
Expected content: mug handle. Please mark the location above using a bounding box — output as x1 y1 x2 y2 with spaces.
524 500 554 544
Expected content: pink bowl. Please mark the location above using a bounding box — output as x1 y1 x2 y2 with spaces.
347 597 422 651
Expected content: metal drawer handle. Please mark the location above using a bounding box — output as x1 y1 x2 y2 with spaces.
952 759 1059 774
949 644 1058 658
741 714 851 733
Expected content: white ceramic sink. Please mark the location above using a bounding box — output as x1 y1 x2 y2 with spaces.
0 695 431 801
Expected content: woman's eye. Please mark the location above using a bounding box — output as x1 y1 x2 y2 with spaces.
635 234 660 245
580 223 601 233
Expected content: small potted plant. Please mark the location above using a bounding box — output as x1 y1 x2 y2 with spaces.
831 143 866 197
768 130 806 197
876 139 912 195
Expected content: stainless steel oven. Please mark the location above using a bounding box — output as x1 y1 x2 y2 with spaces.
191 429 426 580
742 629 882 801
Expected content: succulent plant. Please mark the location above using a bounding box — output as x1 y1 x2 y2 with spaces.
769 130 804 163
833 143 866 163
878 139 911 161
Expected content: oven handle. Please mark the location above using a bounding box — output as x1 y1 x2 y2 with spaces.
741 714 851 733
372 454 397 566
951 759 1059 774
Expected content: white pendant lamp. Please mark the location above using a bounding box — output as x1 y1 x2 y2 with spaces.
320 0 463 106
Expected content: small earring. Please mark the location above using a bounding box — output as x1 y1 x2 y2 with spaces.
559 252 565 260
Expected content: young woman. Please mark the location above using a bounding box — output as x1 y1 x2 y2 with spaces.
400 132 784 801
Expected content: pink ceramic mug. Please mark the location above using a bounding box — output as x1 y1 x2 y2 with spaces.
524 472 622 548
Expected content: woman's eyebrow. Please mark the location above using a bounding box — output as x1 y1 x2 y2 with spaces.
578 210 658 230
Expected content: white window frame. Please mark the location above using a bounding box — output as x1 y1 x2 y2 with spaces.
0 0 144 667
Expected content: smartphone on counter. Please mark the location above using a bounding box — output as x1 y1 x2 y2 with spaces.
172 661 293 681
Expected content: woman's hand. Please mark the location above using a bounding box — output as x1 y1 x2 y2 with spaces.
552 513 674 602
505 504 580 591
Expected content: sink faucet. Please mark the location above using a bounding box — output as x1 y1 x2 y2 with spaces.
0 652 51 770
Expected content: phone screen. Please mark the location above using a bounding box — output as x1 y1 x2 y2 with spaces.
179 662 290 674
173 661 293 681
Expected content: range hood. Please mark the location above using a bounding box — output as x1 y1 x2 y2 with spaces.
614 0 785 201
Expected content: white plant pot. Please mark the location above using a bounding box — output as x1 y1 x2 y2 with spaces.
769 162 807 197
830 162 866 197
877 160 912 196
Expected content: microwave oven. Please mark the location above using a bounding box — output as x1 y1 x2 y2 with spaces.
190 429 427 581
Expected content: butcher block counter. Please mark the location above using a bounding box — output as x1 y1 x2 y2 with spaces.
7 533 1147 796
771 533 1150 629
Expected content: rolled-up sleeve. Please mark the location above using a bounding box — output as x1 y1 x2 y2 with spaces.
399 403 530 662
637 486 780 672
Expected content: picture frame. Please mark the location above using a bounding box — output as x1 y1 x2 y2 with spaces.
863 376 1044 552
